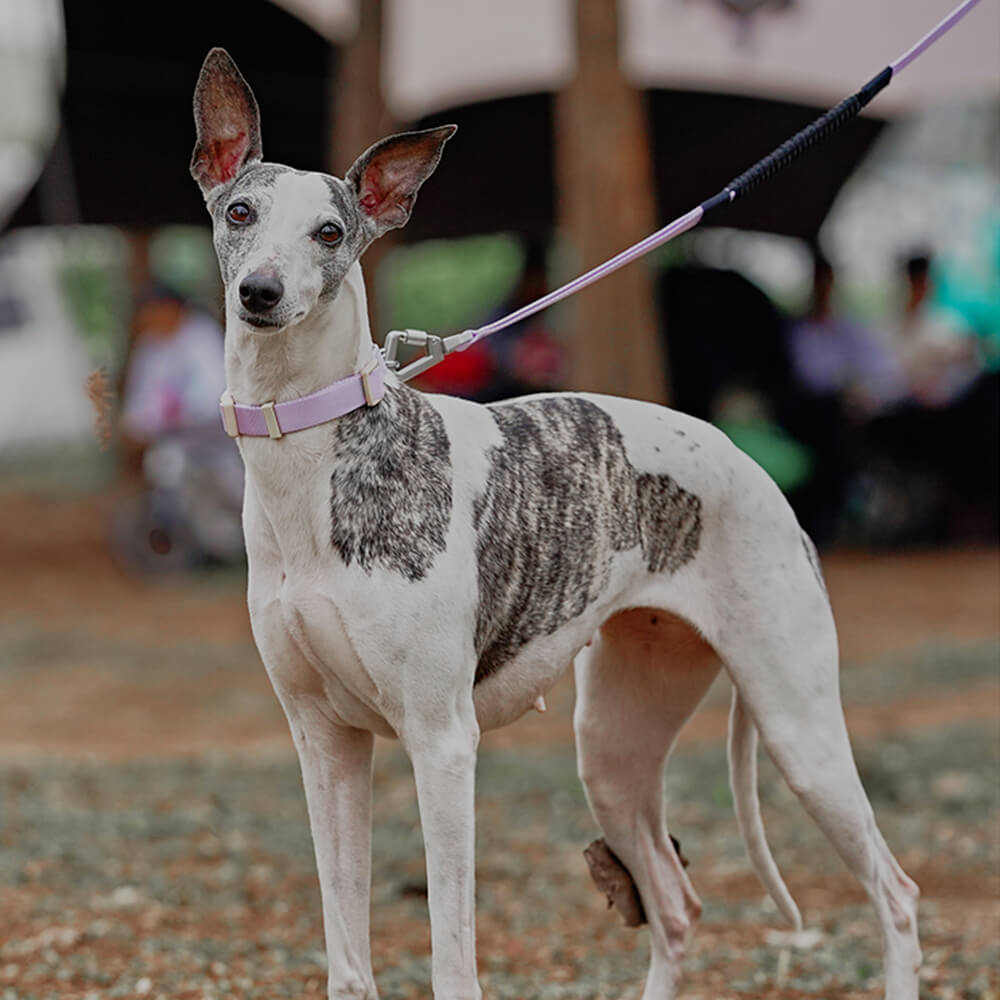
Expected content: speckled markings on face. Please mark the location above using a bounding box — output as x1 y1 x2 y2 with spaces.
473 397 702 683
210 163 293 283
210 165 369 303
329 384 452 581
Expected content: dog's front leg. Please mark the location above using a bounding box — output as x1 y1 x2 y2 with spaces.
404 706 482 1000
286 703 377 1000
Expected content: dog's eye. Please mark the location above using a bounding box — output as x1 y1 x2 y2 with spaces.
227 202 252 225
317 222 343 245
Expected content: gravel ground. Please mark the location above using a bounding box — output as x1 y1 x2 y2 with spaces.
1 642 997 999
0 493 997 998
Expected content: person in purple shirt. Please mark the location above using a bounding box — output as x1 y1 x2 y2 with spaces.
782 252 906 545
788 253 906 418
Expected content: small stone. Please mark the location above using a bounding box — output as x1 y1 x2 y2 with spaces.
765 927 825 950
110 885 143 907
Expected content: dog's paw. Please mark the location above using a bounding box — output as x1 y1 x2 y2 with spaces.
328 978 378 1000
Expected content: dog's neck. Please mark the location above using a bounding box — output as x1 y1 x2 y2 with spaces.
224 262 374 405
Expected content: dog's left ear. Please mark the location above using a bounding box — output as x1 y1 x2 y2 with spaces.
346 125 456 240
190 48 263 199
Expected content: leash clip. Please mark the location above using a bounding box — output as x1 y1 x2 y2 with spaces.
382 328 475 383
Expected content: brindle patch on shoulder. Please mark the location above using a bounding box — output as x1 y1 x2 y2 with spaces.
329 384 451 581
473 397 701 682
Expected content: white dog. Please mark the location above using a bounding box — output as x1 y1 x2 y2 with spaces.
190 47 921 1000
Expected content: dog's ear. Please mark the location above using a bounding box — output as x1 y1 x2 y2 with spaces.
190 48 262 198
346 125 456 239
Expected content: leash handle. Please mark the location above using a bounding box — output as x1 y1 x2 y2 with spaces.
700 67 892 213
701 0 983 213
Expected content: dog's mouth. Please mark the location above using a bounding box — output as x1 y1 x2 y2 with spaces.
239 309 309 331
240 311 284 330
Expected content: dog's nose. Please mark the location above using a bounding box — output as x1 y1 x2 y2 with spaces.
239 271 284 312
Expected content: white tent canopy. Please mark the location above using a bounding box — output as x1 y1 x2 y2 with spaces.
274 0 1000 121
622 0 1000 115
0 0 64 228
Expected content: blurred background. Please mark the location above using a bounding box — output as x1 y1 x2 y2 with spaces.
0 2 997 997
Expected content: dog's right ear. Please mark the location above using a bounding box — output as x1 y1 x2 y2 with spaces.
190 48 262 199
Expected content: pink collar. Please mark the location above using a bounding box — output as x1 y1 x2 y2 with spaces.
219 347 387 439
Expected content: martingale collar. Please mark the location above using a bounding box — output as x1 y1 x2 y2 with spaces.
219 345 387 440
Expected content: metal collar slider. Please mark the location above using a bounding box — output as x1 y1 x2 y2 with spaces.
220 390 239 438
359 354 380 407
261 400 282 439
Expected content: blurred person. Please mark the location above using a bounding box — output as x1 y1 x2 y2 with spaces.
114 284 243 570
864 252 999 540
893 253 982 408
415 239 564 402
119 284 227 463
787 252 906 418
781 252 905 545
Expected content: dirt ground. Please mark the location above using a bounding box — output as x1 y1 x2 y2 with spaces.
1 490 998 999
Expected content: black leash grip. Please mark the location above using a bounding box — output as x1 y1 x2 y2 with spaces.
700 66 893 216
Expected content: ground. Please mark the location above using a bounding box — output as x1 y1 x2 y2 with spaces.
0 491 997 999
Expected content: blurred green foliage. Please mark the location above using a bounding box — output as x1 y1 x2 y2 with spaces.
385 233 525 333
55 229 130 370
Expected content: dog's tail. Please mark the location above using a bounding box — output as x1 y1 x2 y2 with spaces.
727 688 803 930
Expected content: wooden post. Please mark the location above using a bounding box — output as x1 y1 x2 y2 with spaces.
330 0 397 335
555 0 669 403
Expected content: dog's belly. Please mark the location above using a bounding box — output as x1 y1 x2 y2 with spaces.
471 546 652 732
472 629 581 732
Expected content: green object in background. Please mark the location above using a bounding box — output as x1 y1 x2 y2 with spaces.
932 212 1000 371
715 418 814 493
386 233 524 333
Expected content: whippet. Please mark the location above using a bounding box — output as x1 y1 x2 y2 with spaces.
190 47 921 1000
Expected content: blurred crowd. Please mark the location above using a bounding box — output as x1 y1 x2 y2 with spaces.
108 233 998 573
780 250 998 547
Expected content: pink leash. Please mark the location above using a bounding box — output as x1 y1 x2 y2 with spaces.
222 0 985 436
385 0 985 383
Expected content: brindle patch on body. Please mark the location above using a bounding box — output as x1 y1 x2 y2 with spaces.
473 397 702 683
329 384 451 581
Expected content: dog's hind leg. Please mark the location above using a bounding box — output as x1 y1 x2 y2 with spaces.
716 551 921 1000
574 610 719 999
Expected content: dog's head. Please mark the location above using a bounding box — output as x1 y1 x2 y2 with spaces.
191 48 454 334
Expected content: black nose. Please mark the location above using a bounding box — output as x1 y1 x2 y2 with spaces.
239 271 284 312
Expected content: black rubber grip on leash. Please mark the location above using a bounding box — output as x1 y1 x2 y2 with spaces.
700 66 894 215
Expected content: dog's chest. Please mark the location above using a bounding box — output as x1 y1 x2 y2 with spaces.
243 384 452 571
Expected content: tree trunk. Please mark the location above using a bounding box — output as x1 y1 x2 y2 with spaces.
555 0 668 403
330 0 397 336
